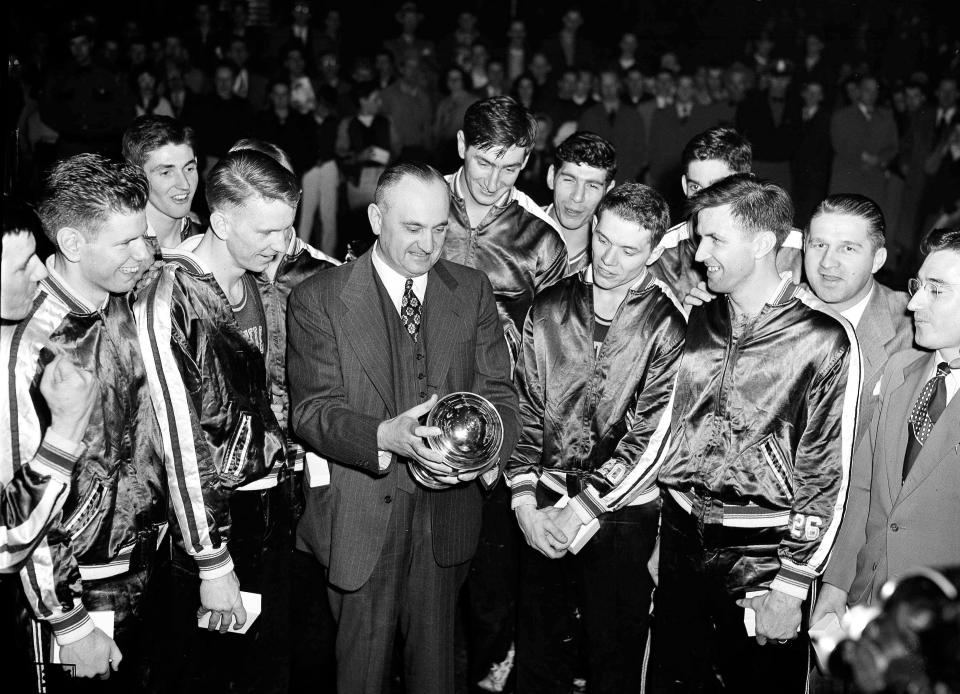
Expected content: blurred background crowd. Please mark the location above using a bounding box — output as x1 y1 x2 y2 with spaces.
6 0 960 283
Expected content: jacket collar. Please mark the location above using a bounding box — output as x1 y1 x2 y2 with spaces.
767 275 803 306
581 265 655 295
41 256 109 315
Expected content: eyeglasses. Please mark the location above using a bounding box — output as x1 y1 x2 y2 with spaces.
907 278 958 299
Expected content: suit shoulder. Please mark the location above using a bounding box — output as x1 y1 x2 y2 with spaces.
291 258 353 300
875 282 911 317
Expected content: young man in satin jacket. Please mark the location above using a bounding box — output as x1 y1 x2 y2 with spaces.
135 149 301 691
2 155 167 686
649 174 861 693
508 183 686 693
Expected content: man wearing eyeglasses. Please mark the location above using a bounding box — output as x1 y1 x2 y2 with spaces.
813 227 960 625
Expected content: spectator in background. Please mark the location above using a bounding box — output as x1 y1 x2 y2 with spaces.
133 66 175 118
792 80 833 228
255 80 317 177
505 20 531 84
192 62 255 176
579 71 648 183
484 60 508 98
337 82 395 215
384 2 435 69
542 7 596 71
512 73 542 113
434 66 478 173
226 37 268 112
298 90 341 255
219 0 267 69
270 1 325 70
736 58 802 194
41 20 131 161
830 74 900 225
380 55 433 161
184 1 219 71
469 42 492 92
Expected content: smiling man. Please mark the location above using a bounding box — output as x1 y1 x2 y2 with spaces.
650 174 860 694
3 155 168 687
441 95 568 691
544 131 617 272
122 115 202 253
805 194 914 446
508 182 685 693
814 227 960 640
287 162 518 693
135 150 292 688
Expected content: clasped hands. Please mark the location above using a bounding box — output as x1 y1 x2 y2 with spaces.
377 394 484 486
515 504 585 559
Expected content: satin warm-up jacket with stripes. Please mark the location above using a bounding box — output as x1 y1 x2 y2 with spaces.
657 278 862 600
506 269 687 521
1 268 165 644
134 248 285 581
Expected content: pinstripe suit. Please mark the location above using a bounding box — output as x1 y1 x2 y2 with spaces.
287 250 519 693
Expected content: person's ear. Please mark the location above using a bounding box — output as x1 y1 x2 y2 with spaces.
681 174 689 198
456 130 466 160
56 227 85 263
368 203 383 237
871 246 887 274
209 211 230 241
546 164 556 191
753 229 778 259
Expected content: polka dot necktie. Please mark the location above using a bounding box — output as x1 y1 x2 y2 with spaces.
400 278 421 343
903 362 950 480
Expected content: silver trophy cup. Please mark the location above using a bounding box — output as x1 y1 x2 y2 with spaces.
408 392 504 489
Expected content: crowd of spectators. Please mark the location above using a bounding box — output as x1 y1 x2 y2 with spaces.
7 0 960 275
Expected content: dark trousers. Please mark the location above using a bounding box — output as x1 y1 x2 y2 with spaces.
326 483 469 694
463 482 522 690
14 528 168 694
517 499 660 694
648 493 809 694
290 549 338 694
156 482 295 694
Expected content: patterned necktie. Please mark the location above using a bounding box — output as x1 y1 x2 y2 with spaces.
903 362 951 480
400 278 421 343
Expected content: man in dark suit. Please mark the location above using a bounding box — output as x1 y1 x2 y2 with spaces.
287 162 520 694
814 226 960 623
803 194 914 447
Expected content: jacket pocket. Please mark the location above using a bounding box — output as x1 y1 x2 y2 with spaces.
62 480 107 542
759 436 793 499
220 411 253 480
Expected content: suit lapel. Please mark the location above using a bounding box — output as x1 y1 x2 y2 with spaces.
886 352 934 500
899 372 960 501
340 252 396 415
423 261 464 389
857 288 897 384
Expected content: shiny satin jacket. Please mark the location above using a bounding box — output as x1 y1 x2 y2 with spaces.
443 170 569 359
134 248 285 580
507 269 687 520
658 279 861 599
254 236 338 471
1 268 165 641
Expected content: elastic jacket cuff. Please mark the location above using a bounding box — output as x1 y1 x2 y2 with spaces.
51 604 94 645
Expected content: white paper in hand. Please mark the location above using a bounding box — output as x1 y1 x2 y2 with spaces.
552 495 601 554
197 591 261 634
809 612 847 672
52 610 114 664
742 589 767 637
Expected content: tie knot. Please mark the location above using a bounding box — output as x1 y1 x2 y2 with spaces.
404 278 414 292
936 362 951 378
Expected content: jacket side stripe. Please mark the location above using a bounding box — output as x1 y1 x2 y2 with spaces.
797 294 862 574
135 271 211 555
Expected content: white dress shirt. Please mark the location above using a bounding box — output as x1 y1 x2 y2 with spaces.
839 284 874 329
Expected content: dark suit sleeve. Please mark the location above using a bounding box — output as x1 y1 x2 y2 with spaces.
470 273 520 488
287 281 385 476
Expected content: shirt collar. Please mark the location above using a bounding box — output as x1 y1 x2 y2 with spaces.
42 256 109 314
933 350 960 405
371 241 428 315
839 283 875 329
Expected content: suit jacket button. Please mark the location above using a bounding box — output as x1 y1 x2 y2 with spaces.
418 373 425 379
420 391 427 398
384 495 392 504
890 522 899 532
872 561 879 571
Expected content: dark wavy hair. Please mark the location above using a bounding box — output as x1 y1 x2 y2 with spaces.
920 227 960 256
462 95 537 152
680 126 752 175
689 173 793 247
123 115 197 169
554 131 617 183
596 182 671 246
